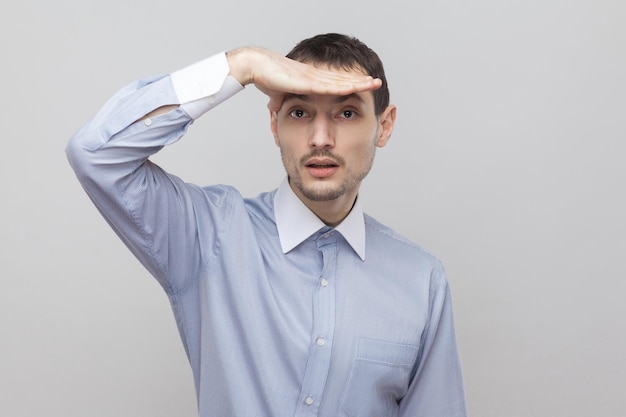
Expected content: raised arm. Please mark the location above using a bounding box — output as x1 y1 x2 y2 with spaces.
140 46 381 120
65 46 381 293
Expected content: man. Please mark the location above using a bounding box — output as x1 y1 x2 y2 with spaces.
67 33 467 417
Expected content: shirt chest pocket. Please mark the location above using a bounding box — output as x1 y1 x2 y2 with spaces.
340 338 419 417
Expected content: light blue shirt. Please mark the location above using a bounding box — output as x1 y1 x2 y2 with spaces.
66 53 467 417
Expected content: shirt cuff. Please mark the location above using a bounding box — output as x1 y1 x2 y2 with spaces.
170 52 244 120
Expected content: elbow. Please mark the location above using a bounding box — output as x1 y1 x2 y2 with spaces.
65 126 100 183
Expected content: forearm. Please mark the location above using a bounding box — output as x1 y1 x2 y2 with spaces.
139 104 180 121
67 51 241 185
66 74 188 191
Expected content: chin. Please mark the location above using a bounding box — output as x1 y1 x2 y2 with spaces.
299 183 347 202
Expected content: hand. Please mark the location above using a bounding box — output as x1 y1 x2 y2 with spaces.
226 47 382 112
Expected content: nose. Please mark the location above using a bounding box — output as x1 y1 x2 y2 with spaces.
308 116 335 149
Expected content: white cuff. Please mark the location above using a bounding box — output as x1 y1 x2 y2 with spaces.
170 52 244 119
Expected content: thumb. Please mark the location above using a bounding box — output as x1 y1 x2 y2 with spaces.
266 95 284 113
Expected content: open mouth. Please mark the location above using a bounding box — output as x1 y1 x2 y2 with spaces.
306 163 338 168
305 160 339 178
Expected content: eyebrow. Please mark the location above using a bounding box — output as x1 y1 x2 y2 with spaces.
282 93 366 105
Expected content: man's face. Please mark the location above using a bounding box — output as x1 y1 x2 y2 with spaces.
270 67 395 208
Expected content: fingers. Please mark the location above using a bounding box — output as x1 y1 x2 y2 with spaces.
264 71 382 112
294 64 382 95
317 76 382 95
252 49 381 95
262 76 382 113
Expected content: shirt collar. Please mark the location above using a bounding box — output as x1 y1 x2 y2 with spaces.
274 177 366 261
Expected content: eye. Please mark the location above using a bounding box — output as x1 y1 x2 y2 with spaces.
339 109 357 120
289 109 307 119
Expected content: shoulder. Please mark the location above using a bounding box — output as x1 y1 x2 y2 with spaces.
364 213 445 275
243 189 276 221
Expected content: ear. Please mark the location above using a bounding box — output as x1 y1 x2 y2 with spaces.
270 110 280 146
376 105 396 148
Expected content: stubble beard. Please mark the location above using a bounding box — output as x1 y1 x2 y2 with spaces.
282 147 376 202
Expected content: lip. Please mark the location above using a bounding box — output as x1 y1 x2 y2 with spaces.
304 158 340 178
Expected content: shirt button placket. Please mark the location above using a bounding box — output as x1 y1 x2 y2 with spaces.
294 235 337 417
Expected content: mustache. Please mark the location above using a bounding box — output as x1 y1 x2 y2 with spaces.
299 149 345 166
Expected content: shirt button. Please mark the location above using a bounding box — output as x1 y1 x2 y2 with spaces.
316 337 325 347
305 396 314 405
144 118 152 126
320 278 328 287
207 95 216 104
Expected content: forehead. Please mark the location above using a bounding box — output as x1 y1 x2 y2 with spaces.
282 92 371 106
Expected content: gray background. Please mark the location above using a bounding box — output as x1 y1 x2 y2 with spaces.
1 0 625 416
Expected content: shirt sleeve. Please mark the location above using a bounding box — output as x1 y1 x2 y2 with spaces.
399 264 468 417
66 52 244 294
172 52 244 119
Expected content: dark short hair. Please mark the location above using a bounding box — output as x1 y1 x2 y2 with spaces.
286 33 390 116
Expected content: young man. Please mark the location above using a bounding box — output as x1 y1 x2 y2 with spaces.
67 33 467 417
